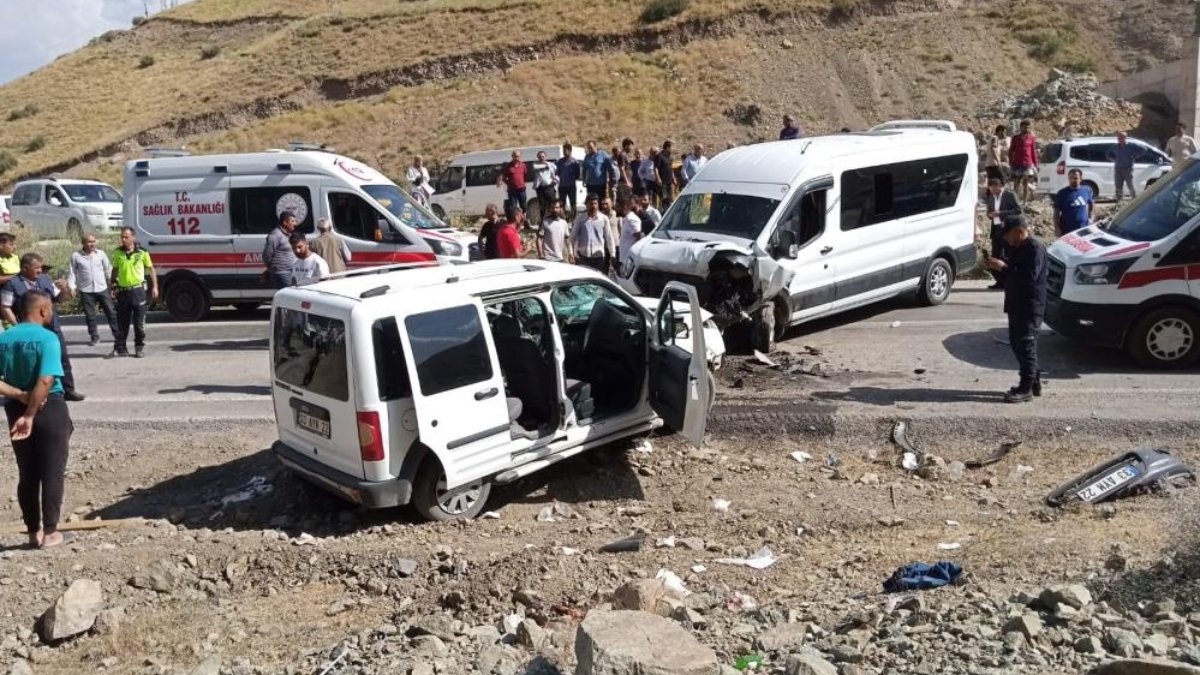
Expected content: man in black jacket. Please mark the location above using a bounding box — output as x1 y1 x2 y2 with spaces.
984 177 1021 289
986 215 1047 403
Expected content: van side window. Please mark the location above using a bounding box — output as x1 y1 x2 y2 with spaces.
273 308 349 401
466 165 502 188
329 192 388 242
840 154 968 230
10 185 34 206
405 305 493 396
436 167 463 193
230 187 314 235
372 318 412 400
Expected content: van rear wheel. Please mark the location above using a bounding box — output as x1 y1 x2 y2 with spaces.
164 279 210 322
412 458 491 522
917 257 954 306
1128 307 1200 369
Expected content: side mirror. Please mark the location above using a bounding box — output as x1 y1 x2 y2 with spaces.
774 229 799 259
674 322 690 340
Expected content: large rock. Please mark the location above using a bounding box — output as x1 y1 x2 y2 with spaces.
785 648 838 675
757 623 809 652
575 610 720 675
1004 613 1043 641
1090 659 1200 675
39 579 104 642
612 580 674 617
1040 585 1093 611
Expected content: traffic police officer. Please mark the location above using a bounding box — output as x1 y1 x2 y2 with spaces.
986 215 1047 403
110 226 158 358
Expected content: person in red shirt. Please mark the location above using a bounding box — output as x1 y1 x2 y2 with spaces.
496 204 524 259
496 150 529 219
1008 120 1039 202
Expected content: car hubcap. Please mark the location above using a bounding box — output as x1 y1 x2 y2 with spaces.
930 266 949 298
1147 318 1193 361
436 477 481 515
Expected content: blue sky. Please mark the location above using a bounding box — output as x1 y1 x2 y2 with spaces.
0 0 196 84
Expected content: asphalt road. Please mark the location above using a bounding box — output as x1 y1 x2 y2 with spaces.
59 281 1200 439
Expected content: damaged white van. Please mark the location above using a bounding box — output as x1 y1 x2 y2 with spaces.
618 124 978 350
270 260 712 521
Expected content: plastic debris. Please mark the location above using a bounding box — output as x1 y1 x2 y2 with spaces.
945 520 960 527
902 452 919 472
291 533 318 546
734 654 765 671
716 546 778 570
655 536 677 549
790 450 814 464
965 441 1022 469
599 535 644 553
824 454 841 468
711 498 731 513
221 476 272 506
882 560 963 593
691 564 707 574
536 501 577 522
752 350 778 368
656 569 690 598
502 613 522 635
480 511 501 520
633 439 653 454
937 542 961 551
725 591 759 612
890 320 902 328
559 546 580 556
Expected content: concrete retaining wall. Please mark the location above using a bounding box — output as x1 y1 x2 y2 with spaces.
1099 39 1200 132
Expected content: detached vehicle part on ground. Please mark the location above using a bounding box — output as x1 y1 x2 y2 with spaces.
1046 155 1200 368
617 121 978 352
1046 448 1194 507
269 260 713 521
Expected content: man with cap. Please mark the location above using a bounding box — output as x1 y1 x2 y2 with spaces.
110 226 158 359
0 253 84 401
986 215 1047 403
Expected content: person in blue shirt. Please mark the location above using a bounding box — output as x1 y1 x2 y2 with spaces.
556 144 581 219
0 252 83 401
0 290 75 549
581 140 613 202
1053 169 1094 236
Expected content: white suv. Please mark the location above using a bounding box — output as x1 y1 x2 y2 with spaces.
1036 137 1171 200
270 260 713 521
9 178 124 239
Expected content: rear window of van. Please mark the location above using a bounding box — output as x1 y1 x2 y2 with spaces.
273 308 349 401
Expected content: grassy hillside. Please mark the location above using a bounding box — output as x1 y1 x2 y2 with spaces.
0 0 1185 190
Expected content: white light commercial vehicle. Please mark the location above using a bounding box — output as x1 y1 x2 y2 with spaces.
124 149 470 321
0 195 10 231
269 260 713 521
9 177 124 238
619 122 978 351
1036 136 1172 200
1045 155 1200 368
429 144 589 226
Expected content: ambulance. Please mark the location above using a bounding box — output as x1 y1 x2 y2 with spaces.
123 148 469 322
1045 156 1200 368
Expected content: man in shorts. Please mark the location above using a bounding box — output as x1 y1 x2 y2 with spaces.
1008 120 1039 201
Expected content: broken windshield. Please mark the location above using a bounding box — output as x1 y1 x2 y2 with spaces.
1106 159 1200 242
656 193 781 240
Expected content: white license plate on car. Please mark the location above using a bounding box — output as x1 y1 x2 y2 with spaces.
296 411 330 438
1076 464 1140 502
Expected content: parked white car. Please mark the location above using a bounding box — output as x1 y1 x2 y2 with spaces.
9 178 123 239
270 260 712 521
1036 136 1172 200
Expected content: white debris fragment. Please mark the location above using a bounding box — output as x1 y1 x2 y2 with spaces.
716 546 778 570
691 564 707 574
633 439 653 455
655 536 676 549
891 321 902 328
536 501 577 522
937 542 962 551
945 520 960 527
752 350 777 367
291 533 318 546
796 527 806 537
480 511 501 520
790 451 814 464
221 476 273 506
656 569 691 598
502 613 522 635
901 452 919 471
711 498 731 513
559 547 580 556
726 591 759 612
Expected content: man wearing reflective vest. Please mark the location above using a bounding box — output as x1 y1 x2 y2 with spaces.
109 227 158 359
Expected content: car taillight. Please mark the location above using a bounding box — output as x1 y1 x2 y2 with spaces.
1056 161 1066 175
356 411 384 462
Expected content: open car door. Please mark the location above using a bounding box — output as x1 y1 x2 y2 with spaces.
648 282 713 447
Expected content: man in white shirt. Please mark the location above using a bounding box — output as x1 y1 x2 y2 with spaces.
617 198 643 267
289 234 330 286
639 193 663 225
536 200 571 263
67 234 116 347
405 155 433 205
1167 123 1198 170
531 150 558 225
571 195 615 274
680 144 708 186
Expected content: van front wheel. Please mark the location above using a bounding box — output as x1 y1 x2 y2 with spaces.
1128 307 1200 368
412 458 491 521
917 257 953 306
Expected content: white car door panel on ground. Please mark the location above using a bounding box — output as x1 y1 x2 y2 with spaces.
648 282 711 448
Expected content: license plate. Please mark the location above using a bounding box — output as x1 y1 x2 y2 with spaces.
1039 177 1050 183
1076 464 1141 502
296 411 331 438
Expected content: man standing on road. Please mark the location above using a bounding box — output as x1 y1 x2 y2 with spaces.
638 147 661 207
582 141 613 202
110 226 158 359
405 155 433 206
262 211 298 290
0 290 74 549
616 138 635 203
1111 132 1138 201
1167 123 1198 170
984 125 1008 183
531 150 558 225
1008 120 1039 201
68 234 117 347
497 150 529 216
495 204 524 259
986 215 1047 403
639 193 663 227
289 233 329 287
779 114 803 140
0 233 20 287
617 197 643 268
681 143 708 188
0 253 83 401
572 195 615 274
310 218 351 274
599 197 619 259
477 204 502 260
984 177 1021 290
536 200 571 263
656 140 678 209
1053 168 1093 236
556 143 581 219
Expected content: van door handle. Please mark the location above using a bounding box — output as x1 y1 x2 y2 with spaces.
820 246 834 255
474 387 499 400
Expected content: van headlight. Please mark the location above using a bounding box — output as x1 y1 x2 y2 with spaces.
424 238 463 258
1072 259 1136 285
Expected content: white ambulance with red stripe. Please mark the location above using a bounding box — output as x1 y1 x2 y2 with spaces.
1046 156 1200 367
123 149 468 321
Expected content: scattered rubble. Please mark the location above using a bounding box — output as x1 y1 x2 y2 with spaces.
979 69 1141 137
